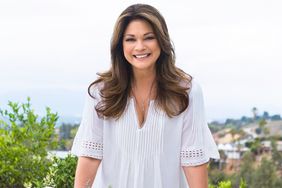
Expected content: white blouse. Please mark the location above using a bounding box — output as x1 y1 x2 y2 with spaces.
71 79 220 188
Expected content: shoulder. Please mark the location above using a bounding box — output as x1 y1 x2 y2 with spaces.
190 79 203 94
182 78 204 101
178 75 203 95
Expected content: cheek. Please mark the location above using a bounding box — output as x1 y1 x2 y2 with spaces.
123 46 132 63
153 42 161 54
123 44 131 56
154 45 161 57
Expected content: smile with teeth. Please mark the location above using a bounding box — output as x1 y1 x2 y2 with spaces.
133 53 151 59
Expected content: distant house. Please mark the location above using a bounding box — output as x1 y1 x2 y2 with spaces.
218 143 249 160
213 120 282 173
261 140 282 152
217 143 249 173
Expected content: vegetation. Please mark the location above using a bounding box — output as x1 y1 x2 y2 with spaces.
208 107 282 187
57 123 79 150
0 98 58 187
1 99 282 187
0 98 77 187
209 139 282 187
208 108 282 133
45 154 77 188
209 179 246 188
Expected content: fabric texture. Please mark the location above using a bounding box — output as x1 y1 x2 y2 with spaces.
71 79 220 188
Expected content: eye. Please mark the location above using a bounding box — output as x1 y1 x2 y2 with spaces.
124 38 135 42
145 36 155 40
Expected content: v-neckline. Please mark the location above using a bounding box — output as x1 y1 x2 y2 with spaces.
131 97 153 130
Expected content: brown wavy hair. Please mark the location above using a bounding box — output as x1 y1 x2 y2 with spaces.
88 4 192 119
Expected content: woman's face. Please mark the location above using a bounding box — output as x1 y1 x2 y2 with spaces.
123 19 161 73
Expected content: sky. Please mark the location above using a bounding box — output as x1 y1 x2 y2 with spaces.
0 0 281 122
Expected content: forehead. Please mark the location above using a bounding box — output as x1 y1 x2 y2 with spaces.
124 19 154 35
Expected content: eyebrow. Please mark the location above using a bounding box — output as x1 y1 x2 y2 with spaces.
124 32 155 37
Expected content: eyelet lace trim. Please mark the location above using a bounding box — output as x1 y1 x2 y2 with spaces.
82 141 103 151
181 148 209 166
77 141 103 159
180 148 204 159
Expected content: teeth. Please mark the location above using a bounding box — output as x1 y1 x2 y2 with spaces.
135 54 149 58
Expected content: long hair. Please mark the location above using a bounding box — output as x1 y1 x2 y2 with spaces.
89 4 192 119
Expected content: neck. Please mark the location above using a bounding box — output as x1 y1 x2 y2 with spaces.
132 69 156 89
131 70 157 101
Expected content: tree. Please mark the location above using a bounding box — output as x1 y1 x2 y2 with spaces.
246 138 262 155
208 168 228 186
252 107 258 121
253 158 278 188
239 151 254 187
271 114 281 121
57 123 79 150
0 98 58 187
271 139 282 170
262 111 269 120
258 119 269 136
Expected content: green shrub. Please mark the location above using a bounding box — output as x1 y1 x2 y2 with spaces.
46 154 77 187
218 180 231 188
209 179 247 188
208 168 228 186
0 98 58 187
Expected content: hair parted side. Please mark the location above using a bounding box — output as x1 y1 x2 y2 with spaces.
88 3 192 119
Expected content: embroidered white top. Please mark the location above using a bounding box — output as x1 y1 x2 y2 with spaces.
71 79 220 188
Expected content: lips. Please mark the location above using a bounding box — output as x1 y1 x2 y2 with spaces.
133 53 151 59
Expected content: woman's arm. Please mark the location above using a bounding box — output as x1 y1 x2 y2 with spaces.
74 156 102 188
182 163 208 188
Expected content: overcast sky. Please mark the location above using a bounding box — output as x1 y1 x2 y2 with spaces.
0 0 281 121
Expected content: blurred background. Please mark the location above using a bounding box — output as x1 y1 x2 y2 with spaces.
1 0 281 122
0 0 281 187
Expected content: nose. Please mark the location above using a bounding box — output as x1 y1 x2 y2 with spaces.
135 40 146 51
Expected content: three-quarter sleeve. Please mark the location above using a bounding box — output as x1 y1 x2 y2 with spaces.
180 80 219 166
71 85 103 160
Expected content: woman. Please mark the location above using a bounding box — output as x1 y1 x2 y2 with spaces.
71 4 219 188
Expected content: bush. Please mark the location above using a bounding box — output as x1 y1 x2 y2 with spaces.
209 179 247 188
208 168 229 186
46 154 77 187
0 98 58 187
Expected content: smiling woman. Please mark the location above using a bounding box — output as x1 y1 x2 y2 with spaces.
71 3 219 188
123 19 161 73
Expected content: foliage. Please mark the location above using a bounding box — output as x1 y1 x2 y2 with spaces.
271 139 282 170
245 138 262 155
239 178 247 188
218 180 231 188
208 168 229 186
270 114 281 121
237 156 282 188
253 158 278 188
208 122 227 133
209 109 281 134
46 154 77 188
209 179 246 188
0 98 58 187
238 151 254 186
209 151 282 188
57 123 79 150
